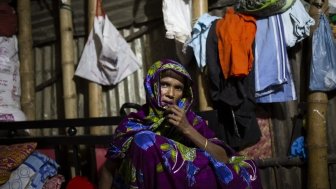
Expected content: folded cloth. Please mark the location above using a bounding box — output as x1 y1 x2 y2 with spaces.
25 152 59 189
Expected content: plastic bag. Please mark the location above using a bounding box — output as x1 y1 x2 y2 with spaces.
309 14 336 91
75 14 141 85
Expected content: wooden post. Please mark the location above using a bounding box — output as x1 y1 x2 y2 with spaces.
17 0 35 120
59 0 78 119
192 0 213 111
88 0 103 135
307 1 330 188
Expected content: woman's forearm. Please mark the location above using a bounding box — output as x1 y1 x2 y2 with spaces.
182 126 229 163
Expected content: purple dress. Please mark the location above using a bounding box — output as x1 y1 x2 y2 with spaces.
106 60 263 189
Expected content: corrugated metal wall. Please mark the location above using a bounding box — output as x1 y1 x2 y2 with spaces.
27 0 336 188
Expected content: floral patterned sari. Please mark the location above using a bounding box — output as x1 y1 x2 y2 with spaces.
106 59 262 189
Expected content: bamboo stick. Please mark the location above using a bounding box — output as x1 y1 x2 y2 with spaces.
17 0 35 120
59 0 78 119
43 47 52 135
192 0 213 111
88 0 103 135
306 1 330 188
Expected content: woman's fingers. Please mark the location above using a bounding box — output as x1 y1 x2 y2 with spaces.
165 105 188 129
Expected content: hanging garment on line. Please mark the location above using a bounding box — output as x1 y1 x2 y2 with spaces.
254 15 297 103
184 13 220 71
162 0 192 43
207 20 261 150
216 8 256 79
281 0 315 47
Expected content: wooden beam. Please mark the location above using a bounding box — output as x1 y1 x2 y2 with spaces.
192 0 213 111
306 1 330 188
59 0 78 119
88 0 103 135
18 0 35 120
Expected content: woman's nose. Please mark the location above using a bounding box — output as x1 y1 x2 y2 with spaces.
166 88 174 99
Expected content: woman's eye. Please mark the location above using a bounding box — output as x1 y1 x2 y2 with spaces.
160 83 168 88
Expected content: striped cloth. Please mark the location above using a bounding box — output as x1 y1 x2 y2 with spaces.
254 15 297 103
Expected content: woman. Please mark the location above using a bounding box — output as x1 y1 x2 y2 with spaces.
101 59 262 189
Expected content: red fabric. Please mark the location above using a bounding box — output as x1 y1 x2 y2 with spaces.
66 176 97 189
0 2 17 36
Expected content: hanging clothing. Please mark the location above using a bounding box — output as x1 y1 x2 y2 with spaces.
106 59 262 189
185 13 220 71
206 20 261 151
162 0 192 43
254 15 297 103
216 8 256 79
281 0 315 47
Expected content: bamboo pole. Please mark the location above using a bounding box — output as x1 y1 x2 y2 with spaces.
192 0 213 111
88 0 103 135
306 1 330 188
17 0 35 120
59 0 77 119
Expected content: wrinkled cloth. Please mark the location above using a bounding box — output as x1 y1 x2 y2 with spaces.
185 13 220 70
281 0 315 47
216 8 256 79
254 15 297 103
106 59 262 189
162 0 192 43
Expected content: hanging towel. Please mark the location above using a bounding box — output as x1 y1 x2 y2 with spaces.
254 15 297 103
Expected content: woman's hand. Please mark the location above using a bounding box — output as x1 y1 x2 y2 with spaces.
165 104 191 132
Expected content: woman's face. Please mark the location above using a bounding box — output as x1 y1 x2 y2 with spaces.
160 76 184 107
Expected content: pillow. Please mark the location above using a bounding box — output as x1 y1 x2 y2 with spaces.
0 142 37 185
0 170 10 186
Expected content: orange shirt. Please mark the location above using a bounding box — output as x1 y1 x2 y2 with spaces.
216 8 256 79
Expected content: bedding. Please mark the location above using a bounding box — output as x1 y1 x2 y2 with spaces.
0 143 64 189
0 143 37 185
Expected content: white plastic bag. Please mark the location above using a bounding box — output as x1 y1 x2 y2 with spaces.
75 15 141 85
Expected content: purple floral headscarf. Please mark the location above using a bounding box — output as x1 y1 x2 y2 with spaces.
143 59 194 130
